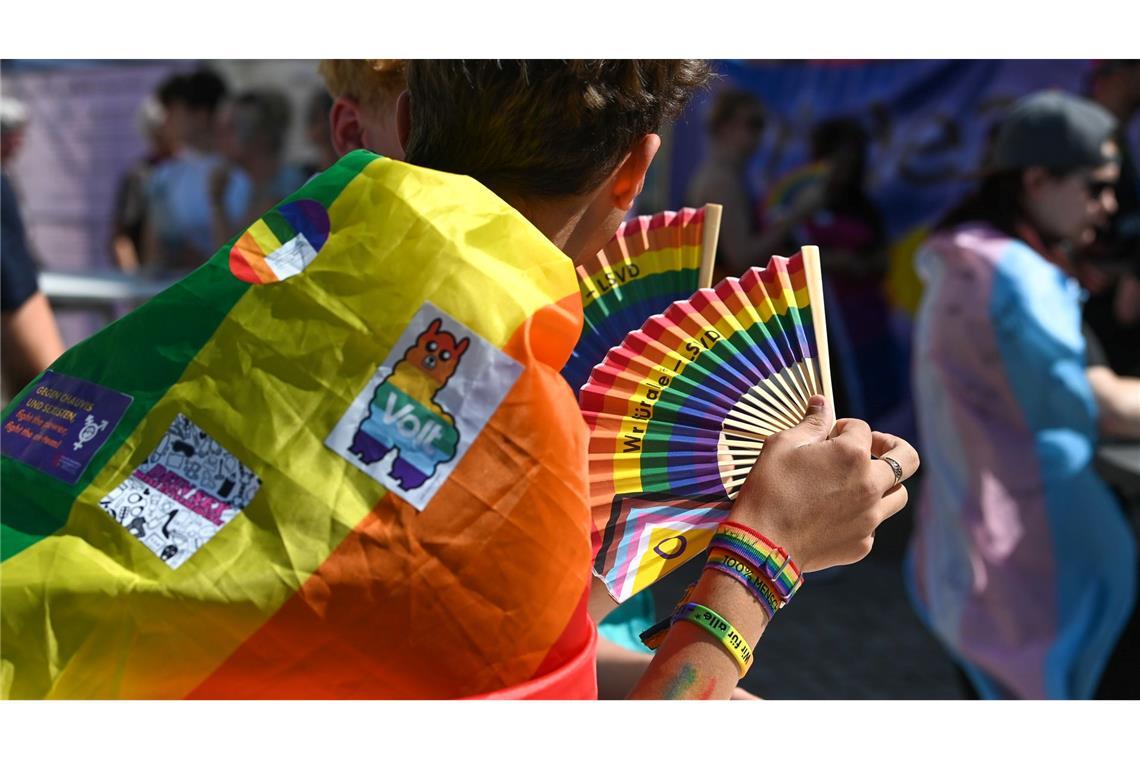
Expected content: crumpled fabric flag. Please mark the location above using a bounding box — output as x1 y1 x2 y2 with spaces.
1 150 596 699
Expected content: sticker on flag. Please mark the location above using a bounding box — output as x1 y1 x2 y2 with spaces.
326 302 523 511
99 414 261 569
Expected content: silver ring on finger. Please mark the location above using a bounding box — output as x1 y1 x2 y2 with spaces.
881 455 903 488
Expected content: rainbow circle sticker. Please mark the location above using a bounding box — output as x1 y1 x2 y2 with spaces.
229 199 331 284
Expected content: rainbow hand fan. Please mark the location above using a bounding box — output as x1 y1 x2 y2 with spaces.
562 205 722 393
581 246 832 602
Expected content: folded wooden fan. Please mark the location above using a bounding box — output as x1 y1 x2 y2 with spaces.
580 246 832 602
562 205 722 393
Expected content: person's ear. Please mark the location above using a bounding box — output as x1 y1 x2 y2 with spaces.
1022 166 1051 199
610 133 662 212
329 96 367 157
396 90 411 154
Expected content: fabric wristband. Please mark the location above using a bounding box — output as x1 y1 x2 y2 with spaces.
704 548 781 620
712 524 803 601
718 520 802 580
673 602 753 678
710 532 799 599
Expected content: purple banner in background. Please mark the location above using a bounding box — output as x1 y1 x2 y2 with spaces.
669 60 1106 240
1 371 132 484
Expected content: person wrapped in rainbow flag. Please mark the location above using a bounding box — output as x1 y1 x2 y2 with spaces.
1 61 918 699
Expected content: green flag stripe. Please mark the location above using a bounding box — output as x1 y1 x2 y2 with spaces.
0 151 377 562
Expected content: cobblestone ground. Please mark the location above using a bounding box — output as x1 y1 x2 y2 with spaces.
651 484 970 700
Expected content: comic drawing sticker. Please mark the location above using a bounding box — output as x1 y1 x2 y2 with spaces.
326 302 523 511
1 371 133 485
99 414 261 569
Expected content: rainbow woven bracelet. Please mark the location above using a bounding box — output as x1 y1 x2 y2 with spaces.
704 548 781 619
712 522 804 601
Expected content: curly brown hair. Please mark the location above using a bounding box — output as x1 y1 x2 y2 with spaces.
404 60 713 198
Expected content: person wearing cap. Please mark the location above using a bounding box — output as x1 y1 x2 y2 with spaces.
906 90 1138 699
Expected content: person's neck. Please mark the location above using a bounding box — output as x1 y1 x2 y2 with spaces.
1013 218 1074 275
499 187 610 265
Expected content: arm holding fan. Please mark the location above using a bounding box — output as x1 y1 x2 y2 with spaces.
579 245 919 698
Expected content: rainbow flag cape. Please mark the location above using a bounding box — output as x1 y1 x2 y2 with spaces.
1 151 596 699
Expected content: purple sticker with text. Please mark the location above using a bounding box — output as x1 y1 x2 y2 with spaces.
1 371 133 485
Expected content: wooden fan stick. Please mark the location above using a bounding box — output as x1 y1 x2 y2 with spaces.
726 406 784 436
800 245 834 406
739 383 801 429
699 204 722 289
723 426 769 442
724 440 767 451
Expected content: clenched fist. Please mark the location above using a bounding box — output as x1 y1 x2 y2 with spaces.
729 395 919 572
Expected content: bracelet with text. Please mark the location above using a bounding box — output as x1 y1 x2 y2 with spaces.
672 602 754 678
709 532 799 600
704 548 781 620
712 523 804 601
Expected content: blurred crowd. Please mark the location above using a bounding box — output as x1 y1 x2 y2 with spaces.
108 68 328 274
2 59 1138 699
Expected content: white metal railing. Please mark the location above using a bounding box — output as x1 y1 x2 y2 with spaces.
38 271 180 308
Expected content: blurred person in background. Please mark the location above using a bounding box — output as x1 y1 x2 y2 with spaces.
802 117 903 427
110 95 177 272
1083 60 1140 377
686 88 830 278
141 68 235 273
1 96 64 396
302 88 337 176
209 88 307 244
907 91 1139 699
319 59 406 160
685 89 768 275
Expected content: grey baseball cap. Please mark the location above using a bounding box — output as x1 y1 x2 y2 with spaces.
992 91 1119 172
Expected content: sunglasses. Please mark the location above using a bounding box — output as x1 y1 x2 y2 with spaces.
1084 177 1116 197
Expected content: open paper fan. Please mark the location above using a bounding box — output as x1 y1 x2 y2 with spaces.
581 246 832 603
562 204 722 393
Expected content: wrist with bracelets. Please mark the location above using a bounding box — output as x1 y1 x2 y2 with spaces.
709 522 804 602
704 548 782 620
639 521 804 660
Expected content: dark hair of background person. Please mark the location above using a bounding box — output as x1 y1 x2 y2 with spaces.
156 68 228 114
810 117 870 195
404 60 714 199
936 170 1029 237
808 116 882 230
705 89 765 135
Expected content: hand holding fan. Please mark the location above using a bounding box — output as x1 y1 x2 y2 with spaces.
581 246 832 602
562 204 722 393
